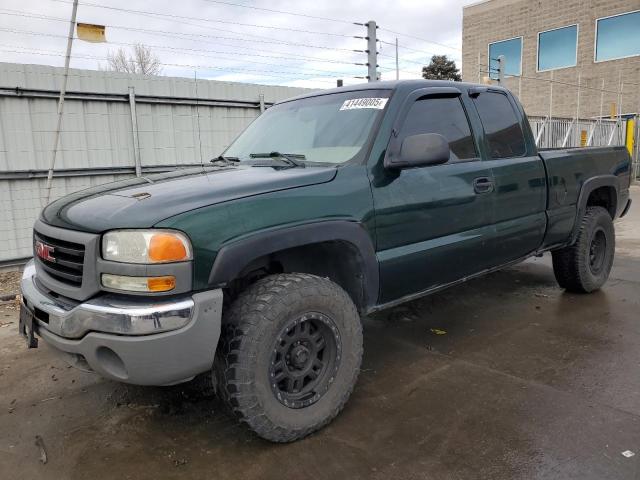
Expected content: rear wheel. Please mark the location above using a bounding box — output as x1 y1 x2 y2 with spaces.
552 206 615 293
215 273 362 442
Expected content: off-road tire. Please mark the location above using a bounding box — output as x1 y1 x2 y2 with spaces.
552 206 615 293
214 273 363 442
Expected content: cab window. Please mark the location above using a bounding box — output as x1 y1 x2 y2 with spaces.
472 92 526 159
399 96 477 162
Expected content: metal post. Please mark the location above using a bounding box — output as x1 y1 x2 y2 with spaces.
497 55 505 84
477 51 481 84
548 70 554 120
617 71 622 118
599 78 605 119
258 93 265 113
366 21 377 82
395 37 399 81
632 109 640 182
43 0 78 206
128 86 142 177
589 78 606 146
575 71 581 147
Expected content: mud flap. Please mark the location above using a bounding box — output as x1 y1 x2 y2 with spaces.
18 304 38 348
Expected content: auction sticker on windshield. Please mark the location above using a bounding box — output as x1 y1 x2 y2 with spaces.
340 98 388 110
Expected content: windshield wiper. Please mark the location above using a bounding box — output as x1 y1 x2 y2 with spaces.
249 151 306 168
210 155 240 166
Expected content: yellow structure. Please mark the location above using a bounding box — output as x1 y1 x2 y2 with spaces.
626 119 635 158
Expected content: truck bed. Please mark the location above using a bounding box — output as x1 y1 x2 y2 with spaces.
539 145 632 248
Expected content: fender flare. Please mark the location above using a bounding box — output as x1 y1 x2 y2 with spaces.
570 175 619 244
208 220 379 309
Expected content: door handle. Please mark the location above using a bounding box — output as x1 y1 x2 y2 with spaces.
473 177 494 194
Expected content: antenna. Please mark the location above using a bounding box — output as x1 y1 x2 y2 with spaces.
194 70 204 171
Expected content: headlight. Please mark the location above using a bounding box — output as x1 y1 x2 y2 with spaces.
102 230 192 264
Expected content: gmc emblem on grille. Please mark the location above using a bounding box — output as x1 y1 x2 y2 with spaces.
35 240 56 263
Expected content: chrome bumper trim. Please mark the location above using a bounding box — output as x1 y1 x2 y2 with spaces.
21 260 194 338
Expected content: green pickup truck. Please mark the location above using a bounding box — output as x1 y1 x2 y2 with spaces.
20 80 632 442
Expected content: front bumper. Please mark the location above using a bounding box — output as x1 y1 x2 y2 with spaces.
20 260 223 386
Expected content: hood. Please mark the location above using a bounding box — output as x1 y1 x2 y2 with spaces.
42 165 337 232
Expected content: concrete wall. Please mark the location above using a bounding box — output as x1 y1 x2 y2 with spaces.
0 62 314 264
462 0 640 118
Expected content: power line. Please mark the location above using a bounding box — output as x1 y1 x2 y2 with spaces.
378 53 428 67
0 29 361 78
0 27 364 77
0 10 362 66
1 7 299 50
5 17 361 54
379 38 461 60
46 2 464 82
53 1 359 43
379 39 435 57
200 0 357 25
377 27 461 52
119 26 364 66
476 70 625 95
0 46 341 83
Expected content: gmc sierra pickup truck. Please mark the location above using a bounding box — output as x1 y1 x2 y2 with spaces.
20 80 632 442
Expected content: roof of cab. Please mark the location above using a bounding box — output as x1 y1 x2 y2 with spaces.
278 79 508 104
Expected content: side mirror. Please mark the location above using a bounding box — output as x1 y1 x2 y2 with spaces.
386 133 450 169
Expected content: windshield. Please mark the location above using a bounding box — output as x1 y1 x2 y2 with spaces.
223 90 391 165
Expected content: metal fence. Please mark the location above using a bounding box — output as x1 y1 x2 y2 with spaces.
0 62 313 265
528 115 627 149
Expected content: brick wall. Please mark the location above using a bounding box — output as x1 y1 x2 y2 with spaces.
462 0 640 117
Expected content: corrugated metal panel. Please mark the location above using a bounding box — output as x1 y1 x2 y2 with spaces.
1 174 132 261
0 62 315 263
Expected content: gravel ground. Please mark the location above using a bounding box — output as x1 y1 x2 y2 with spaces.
0 271 21 329
0 271 20 298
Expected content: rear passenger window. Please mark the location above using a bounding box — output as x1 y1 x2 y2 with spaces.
400 96 477 161
472 92 526 159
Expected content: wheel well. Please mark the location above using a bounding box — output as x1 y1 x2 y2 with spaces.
586 186 616 218
227 241 368 312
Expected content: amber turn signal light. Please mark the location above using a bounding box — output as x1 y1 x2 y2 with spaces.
147 276 176 292
149 233 189 263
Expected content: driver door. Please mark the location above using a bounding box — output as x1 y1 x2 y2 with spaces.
371 89 495 303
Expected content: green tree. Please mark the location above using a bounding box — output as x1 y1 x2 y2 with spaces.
422 55 461 81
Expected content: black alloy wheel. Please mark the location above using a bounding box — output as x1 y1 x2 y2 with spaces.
269 312 341 409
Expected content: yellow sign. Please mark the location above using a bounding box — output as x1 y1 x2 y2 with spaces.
580 129 588 147
626 120 635 158
610 102 617 119
77 23 106 43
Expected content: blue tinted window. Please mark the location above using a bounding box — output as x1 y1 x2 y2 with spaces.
538 25 577 71
596 11 640 61
488 38 522 79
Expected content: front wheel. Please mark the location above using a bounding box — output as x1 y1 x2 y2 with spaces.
552 206 615 293
215 273 363 442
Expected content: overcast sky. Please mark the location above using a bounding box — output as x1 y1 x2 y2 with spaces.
0 0 476 88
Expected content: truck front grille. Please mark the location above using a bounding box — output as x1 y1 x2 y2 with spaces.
34 231 85 287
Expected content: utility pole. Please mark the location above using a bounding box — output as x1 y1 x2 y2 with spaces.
395 37 399 80
366 20 377 82
44 0 78 206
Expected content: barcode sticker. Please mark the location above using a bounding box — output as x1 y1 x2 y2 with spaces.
340 98 388 110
